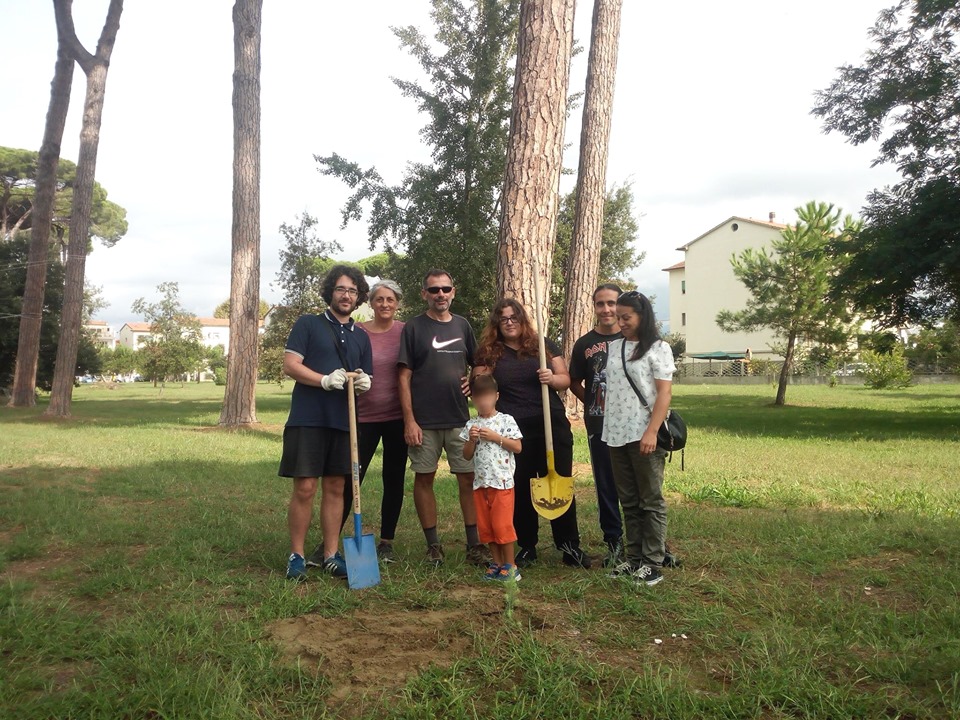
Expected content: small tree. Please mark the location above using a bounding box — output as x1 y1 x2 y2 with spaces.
101 344 137 376
258 215 342 382
862 345 914 389
131 282 203 389
213 298 269 320
717 201 859 406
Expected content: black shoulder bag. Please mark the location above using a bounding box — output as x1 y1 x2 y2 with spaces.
621 340 686 469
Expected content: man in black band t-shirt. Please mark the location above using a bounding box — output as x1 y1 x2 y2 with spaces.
569 284 625 567
397 269 490 567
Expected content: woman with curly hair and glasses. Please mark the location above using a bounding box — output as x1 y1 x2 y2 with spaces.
472 299 590 570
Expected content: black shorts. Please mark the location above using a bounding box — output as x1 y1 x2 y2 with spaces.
278 426 350 479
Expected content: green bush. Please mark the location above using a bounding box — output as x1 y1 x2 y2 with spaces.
213 367 226 386
861 346 913 388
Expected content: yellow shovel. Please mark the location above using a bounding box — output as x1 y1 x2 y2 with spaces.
529 261 574 520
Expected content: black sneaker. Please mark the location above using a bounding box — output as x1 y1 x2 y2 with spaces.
632 564 663 587
603 538 624 568
560 543 592 569
607 560 638 579
515 546 538 568
377 541 396 564
305 543 325 568
662 546 682 568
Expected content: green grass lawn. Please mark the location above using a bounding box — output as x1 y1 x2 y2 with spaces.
2 382 959 719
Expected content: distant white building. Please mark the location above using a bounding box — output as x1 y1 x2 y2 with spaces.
83 319 115 349
118 322 153 351
664 215 786 361
196 317 231 352
119 317 260 354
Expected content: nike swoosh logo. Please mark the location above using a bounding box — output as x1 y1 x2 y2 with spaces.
432 336 463 349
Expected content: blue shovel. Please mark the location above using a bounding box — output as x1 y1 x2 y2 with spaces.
343 374 381 590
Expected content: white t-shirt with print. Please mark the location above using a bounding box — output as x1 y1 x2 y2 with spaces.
602 339 676 448
459 412 523 489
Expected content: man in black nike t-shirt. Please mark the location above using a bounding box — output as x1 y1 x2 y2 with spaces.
397 268 490 567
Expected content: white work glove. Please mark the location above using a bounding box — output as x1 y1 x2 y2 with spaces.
353 370 372 394
320 368 347 391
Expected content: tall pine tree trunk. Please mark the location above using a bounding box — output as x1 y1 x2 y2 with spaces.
219 0 262 427
562 0 622 416
46 0 123 418
497 0 575 317
9 38 75 407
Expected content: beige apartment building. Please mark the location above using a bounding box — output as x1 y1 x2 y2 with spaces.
664 215 786 362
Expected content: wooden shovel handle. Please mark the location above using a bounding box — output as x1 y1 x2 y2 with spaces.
531 261 555 468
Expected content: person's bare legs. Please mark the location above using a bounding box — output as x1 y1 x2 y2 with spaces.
319 475 346 558
490 544 505 566
288 476 318 556
456 472 477 525
500 542 516 566
413 471 438 529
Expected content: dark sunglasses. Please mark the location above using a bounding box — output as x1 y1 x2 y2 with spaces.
618 290 641 301
426 286 454 295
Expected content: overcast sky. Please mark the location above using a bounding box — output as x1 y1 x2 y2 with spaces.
5 0 901 332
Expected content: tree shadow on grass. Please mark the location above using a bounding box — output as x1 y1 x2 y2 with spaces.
671 393 960 442
0 392 294 433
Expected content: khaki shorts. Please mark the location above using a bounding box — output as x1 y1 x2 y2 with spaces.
408 427 474 474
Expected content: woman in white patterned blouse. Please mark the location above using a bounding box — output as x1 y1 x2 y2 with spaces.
602 291 676 588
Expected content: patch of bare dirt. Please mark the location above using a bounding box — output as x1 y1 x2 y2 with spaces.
265 586 584 715
0 466 100 492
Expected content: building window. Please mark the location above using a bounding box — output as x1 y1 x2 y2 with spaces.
681 313 686 326
681 280 686 295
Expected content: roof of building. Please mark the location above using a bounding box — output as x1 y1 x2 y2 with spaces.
676 215 788 251
197 317 231 327
121 322 152 333
85 319 108 326
662 261 685 272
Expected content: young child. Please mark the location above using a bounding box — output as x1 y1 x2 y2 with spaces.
460 374 523 582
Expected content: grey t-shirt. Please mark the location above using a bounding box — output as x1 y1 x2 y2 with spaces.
397 313 477 429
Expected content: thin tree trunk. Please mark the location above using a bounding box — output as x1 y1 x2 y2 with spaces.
561 0 622 416
776 330 797 406
9 40 75 407
219 0 262 427
497 0 575 318
46 0 123 418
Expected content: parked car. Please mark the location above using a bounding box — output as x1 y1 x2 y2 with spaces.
834 362 867 377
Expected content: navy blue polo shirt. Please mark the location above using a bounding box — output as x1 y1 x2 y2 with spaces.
284 311 373 430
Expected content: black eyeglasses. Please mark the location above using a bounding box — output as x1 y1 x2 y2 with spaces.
499 316 520 325
334 286 359 297
425 286 454 295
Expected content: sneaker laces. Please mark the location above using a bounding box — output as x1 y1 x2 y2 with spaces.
558 542 582 559
612 560 634 574
633 564 653 579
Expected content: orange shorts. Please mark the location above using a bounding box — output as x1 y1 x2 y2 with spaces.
474 487 517 545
